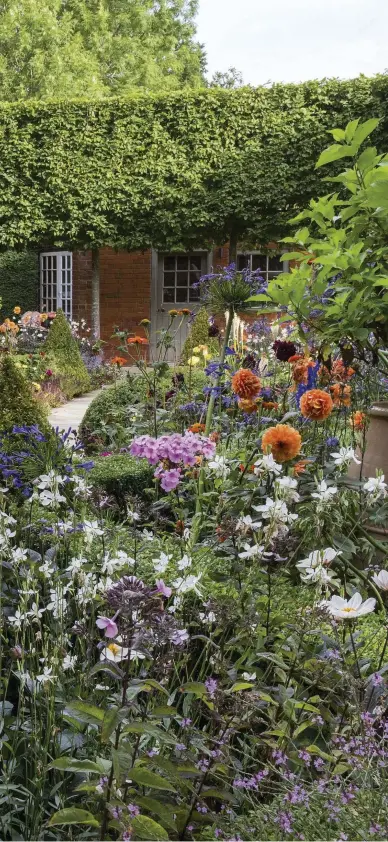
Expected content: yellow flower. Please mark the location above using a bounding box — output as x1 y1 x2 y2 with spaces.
13 306 21 315
32 382 41 392
188 355 200 366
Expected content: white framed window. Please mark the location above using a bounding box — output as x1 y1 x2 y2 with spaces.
40 252 72 318
237 252 288 281
161 253 207 304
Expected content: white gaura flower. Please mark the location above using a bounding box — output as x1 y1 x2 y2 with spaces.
72 475 92 497
100 638 129 663
311 480 338 504
331 447 361 467
27 602 45 622
208 455 230 479
242 672 256 681
66 556 88 576
253 498 298 527
153 552 172 574
372 570 388 591
101 552 135 576
8 609 28 629
199 610 217 624
275 476 300 503
127 509 140 523
238 543 265 560
10 548 29 565
297 547 339 575
299 564 337 585
236 514 262 532
82 520 104 544
363 475 387 500
172 573 202 595
254 454 283 476
62 653 77 671
142 529 154 542
325 592 376 620
177 554 191 571
36 666 56 684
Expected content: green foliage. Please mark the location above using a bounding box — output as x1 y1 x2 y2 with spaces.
0 0 205 101
253 116 388 361
1 78 388 250
79 377 138 448
0 251 39 318
88 454 153 501
181 308 218 362
43 309 91 398
0 353 48 432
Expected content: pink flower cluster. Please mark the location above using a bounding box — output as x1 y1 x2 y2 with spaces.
130 432 216 492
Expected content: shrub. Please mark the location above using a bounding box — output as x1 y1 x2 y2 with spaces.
79 377 139 449
0 353 48 433
43 310 91 399
88 454 153 501
180 307 219 363
0 251 39 318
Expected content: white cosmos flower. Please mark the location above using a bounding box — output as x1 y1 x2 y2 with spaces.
66 556 88 576
325 592 376 620
208 455 230 479
311 480 338 503
153 552 172 574
363 475 387 499
238 543 265 559
101 638 129 663
254 454 283 476
297 547 339 574
372 570 388 591
332 447 361 467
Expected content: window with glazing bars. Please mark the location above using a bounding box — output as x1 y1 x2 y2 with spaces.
237 253 287 280
162 254 206 304
40 252 72 318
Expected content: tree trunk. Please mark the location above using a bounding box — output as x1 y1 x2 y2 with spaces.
91 248 100 340
228 230 238 266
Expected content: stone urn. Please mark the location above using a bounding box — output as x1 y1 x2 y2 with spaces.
348 401 388 542
348 401 388 480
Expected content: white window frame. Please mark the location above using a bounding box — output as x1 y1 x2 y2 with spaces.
237 251 288 281
40 251 73 319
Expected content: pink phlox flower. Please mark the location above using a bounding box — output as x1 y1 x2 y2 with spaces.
96 616 118 638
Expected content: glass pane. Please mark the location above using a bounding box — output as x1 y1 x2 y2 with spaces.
176 271 188 287
189 288 200 302
251 255 265 272
237 255 249 271
268 256 283 273
163 272 175 287
190 257 201 271
176 288 188 302
164 256 175 271
177 256 189 271
190 271 201 285
163 288 174 303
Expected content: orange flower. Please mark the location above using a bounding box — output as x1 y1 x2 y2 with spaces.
300 389 334 421
332 360 355 381
209 431 221 443
13 306 21 315
189 422 206 434
231 369 261 399
291 358 309 385
330 384 351 407
179 308 191 316
351 411 365 430
127 336 149 345
111 356 127 367
293 459 309 476
288 354 303 363
262 400 279 410
238 398 259 414
261 424 302 463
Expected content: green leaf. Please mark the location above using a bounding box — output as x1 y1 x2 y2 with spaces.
131 814 169 840
280 251 304 261
329 128 346 141
316 144 357 168
228 681 254 692
180 682 206 697
48 757 103 773
101 707 121 742
345 118 360 142
65 701 104 726
202 788 235 802
129 767 177 792
353 118 379 147
48 808 99 827
135 795 178 831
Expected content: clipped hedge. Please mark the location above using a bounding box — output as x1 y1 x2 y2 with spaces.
0 353 48 433
44 309 91 399
88 454 153 500
0 251 39 318
0 78 388 251
79 377 139 448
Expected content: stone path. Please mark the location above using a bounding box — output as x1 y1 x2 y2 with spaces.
49 389 102 431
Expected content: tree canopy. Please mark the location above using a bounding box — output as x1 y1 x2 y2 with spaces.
0 0 205 101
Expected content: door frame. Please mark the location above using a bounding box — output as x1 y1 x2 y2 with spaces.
150 248 212 358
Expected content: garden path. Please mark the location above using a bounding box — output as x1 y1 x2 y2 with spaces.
49 389 103 431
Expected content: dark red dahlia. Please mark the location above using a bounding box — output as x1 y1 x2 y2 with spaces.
273 340 297 362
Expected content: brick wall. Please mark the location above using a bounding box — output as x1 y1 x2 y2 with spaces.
72 251 93 325
99 247 152 344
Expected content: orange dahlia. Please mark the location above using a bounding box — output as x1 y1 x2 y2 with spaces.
351 411 366 430
261 424 302 463
332 360 355 381
231 369 261 399
291 358 309 385
238 398 259 414
300 389 333 421
293 459 310 476
330 383 351 407
127 336 149 345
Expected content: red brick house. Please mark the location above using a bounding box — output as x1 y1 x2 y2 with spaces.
40 245 288 359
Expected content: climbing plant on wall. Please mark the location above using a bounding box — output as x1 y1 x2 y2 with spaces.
0 76 388 254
